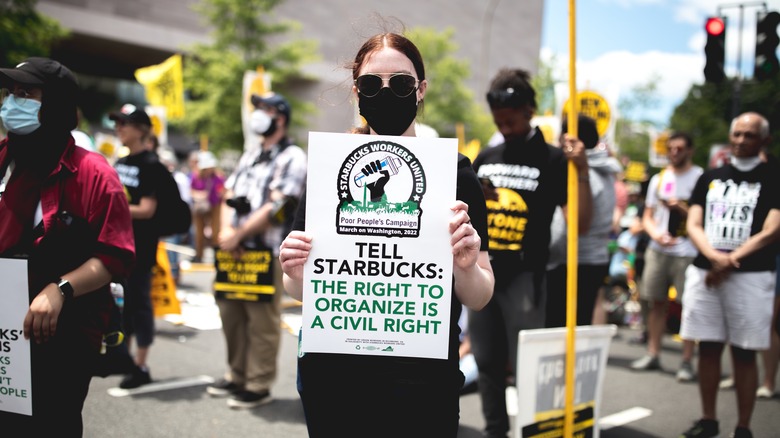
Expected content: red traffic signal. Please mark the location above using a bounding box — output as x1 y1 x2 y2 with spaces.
704 16 727 83
706 17 726 36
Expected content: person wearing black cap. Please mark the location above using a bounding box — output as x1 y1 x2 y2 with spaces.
206 92 307 409
0 58 135 434
110 103 164 389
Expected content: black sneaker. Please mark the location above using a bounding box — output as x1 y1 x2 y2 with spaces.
119 366 152 389
226 390 272 409
730 427 752 438
206 378 241 397
680 419 719 438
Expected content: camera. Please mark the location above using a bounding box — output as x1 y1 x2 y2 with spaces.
226 196 251 215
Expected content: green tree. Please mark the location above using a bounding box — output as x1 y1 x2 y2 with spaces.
0 0 68 67
670 76 780 168
613 76 663 164
406 27 495 145
531 53 558 116
178 0 318 153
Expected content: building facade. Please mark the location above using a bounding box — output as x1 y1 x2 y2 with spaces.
37 0 544 153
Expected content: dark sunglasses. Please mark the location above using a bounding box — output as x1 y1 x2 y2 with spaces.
486 88 523 107
355 73 418 98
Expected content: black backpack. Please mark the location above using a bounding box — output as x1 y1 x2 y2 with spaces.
148 155 192 237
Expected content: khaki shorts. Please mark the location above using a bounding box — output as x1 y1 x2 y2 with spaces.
639 247 694 303
680 266 774 350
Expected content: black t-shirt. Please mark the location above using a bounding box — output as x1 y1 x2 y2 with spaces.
472 127 567 273
292 153 489 374
690 162 780 271
114 150 166 270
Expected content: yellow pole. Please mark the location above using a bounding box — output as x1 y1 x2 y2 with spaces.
565 1 579 437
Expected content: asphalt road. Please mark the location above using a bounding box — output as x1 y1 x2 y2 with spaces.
81 266 780 438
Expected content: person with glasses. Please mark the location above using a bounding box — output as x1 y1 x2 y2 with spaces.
470 68 592 438
279 32 494 437
0 58 135 434
110 104 166 389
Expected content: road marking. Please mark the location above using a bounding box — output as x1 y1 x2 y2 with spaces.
107 375 215 397
598 407 653 430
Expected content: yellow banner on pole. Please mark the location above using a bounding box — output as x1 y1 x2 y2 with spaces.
135 54 185 120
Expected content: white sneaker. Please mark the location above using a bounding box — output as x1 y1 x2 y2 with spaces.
756 386 774 399
676 362 696 382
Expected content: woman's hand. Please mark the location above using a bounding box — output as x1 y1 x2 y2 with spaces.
450 201 480 270
23 283 65 343
280 231 312 301
450 201 494 310
280 230 313 281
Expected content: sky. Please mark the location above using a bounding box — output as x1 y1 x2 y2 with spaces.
540 0 780 126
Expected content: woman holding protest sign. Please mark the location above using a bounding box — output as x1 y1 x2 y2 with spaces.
279 30 494 437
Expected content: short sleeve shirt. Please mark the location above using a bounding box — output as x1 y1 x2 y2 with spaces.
690 162 780 271
114 150 165 270
225 142 307 255
645 165 703 257
471 127 567 272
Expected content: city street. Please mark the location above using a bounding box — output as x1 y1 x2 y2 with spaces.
82 266 780 438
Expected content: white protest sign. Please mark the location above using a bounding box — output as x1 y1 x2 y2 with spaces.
515 325 617 438
0 258 32 416
302 132 457 360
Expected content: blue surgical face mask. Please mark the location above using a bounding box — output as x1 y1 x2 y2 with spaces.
1 95 42 135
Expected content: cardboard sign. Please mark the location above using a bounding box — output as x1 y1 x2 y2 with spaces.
0 258 32 416
214 248 274 302
515 325 617 438
151 243 181 316
301 132 458 360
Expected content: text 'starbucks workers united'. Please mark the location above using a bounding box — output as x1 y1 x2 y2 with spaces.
337 141 427 238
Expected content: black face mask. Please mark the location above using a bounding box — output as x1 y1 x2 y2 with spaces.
358 88 418 136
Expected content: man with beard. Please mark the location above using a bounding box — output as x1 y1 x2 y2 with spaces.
631 132 702 382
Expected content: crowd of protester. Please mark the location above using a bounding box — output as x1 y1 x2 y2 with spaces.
1 29 778 438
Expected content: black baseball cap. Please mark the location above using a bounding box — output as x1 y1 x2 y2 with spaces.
109 103 152 127
251 93 291 122
0 57 79 95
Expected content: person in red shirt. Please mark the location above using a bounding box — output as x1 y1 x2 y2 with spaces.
0 58 135 435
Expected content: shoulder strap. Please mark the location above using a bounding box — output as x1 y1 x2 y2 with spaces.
656 168 666 194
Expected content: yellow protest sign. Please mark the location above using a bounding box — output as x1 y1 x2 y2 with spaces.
135 54 185 120
561 90 612 137
214 248 275 302
151 243 181 316
624 161 648 182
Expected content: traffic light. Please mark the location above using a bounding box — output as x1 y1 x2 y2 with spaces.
704 16 727 83
754 11 780 81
